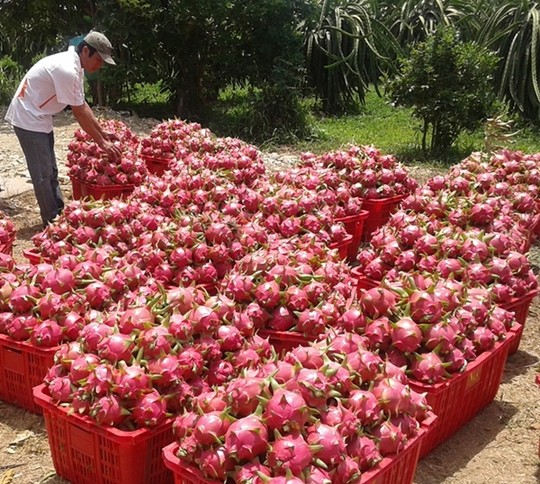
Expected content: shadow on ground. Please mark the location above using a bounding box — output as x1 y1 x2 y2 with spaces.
15 223 43 243
503 350 540 384
415 400 518 483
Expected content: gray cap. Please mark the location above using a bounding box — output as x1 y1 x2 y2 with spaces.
84 31 116 65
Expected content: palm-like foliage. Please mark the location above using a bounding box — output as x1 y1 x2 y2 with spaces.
302 0 401 113
454 1 521 49
386 0 461 45
495 2 540 120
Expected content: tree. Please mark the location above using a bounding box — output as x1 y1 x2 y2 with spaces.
0 0 313 137
379 0 540 123
388 27 499 153
302 0 401 114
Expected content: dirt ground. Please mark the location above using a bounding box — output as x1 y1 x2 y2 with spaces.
0 113 539 484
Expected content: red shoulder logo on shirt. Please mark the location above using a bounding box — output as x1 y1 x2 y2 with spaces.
17 78 29 98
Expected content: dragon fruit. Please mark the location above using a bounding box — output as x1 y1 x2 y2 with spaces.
267 432 314 475
306 422 346 466
131 390 168 427
263 388 309 431
224 415 269 461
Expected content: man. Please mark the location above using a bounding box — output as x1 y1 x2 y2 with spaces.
5 31 122 226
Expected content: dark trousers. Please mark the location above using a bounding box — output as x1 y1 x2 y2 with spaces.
13 126 64 225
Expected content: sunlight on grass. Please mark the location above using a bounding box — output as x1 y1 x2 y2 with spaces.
292 89 540 166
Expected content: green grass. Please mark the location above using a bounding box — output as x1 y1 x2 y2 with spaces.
286 90 540 168
292 93 419 154
113 81 175 119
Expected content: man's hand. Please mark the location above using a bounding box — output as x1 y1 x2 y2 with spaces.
71 103 123 161
104 131 120 142
103 140 122 161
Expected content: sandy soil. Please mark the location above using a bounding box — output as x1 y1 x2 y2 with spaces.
0 112 539 484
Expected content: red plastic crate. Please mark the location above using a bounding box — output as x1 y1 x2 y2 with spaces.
33 384 175 484
361 194 406 242
409 331 515 458
141 155 171 176
162 414 437 484
162 445 219 484
336 209 369 260
361 413 436 484
350 267 380 298
71 176 82 200
70 176 135 201
500 290 538 354
258 329 316 354
329 233 353 260
0 334 57 413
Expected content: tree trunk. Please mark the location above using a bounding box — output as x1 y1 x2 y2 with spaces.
175 71 204 120
97 79 104 106
421 119 428 152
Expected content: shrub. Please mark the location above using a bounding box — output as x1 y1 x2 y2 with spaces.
387 27 499 153
0 56 22 105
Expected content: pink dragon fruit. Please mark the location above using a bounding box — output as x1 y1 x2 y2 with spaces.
408 290 443 324
422 322 458 353
224 415 269 461
193 410 231 445
226 377 267 417
132 390 168 428
306 422 346 466
346 348 383 382
173 411 199 439
371 420 406 456
30 319 64 347
176 347 205 379
197 445 234 480
334 456 361 483
97 333 135 363
294 368 331 408
69 353 101 383
372 377 412 415
148 355 181 388
206 360 235 386
41 268 76 295
233 460 271 483
138 325 173 358
113 361 151 399
360 287 396 318
347 389 383 425
254 281 282 309
410 352 448 383
348 435 382 471
320 400 360 439
90 394 127 426
263 388 309 431
267 432 314 475
47 376 73 403
79 322 114 353
391 317 422 353
284 345 325 369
